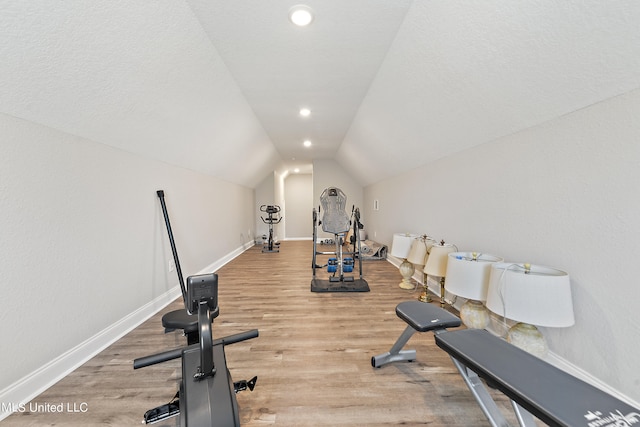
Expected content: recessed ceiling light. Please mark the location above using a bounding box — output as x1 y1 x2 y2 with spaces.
294 168 300 173
303 140 312 147
289 5 314 27
299 108 311 117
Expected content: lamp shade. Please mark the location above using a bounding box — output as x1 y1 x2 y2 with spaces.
423 243 455 277
390 233 417 259
407 236 436 266
485 262 574 328
445 252 504 301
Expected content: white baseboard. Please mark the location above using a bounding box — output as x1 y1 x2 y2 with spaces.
0 242 254 422
0 286 181 421
200 241 255 274
545 353 640 408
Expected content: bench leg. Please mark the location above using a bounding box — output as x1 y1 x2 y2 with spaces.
511 401 537 427
449 355 539 427
449 357 511 427
371 325 418 368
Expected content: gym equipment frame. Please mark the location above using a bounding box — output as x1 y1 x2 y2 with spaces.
259 205 282 253
156 190 199 344
134 273 258 426
311 187 368 292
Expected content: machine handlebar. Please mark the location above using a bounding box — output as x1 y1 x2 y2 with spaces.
217 329 259 346
133 329 259 370
134 346 185 369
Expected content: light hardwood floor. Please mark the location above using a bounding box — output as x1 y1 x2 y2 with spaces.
3 241 524 426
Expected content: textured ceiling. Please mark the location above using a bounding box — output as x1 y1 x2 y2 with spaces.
2 1 640 187
186 0 414 175
339 0 640 185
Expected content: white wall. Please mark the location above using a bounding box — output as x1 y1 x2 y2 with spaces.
1 1 280 189
312 159 364 241
338 0 640 187
275 169 287 243
284 174 313 239
363 88 640 404
0 113 255 406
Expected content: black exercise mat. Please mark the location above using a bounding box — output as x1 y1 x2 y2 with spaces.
310 278 370 292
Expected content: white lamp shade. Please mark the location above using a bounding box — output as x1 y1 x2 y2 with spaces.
423 243 455 277
485 262 575 328
445 252 504 301
390 233 417 259
407 237 436 266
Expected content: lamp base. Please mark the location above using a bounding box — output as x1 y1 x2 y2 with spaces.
418 285 432 303
398 259 415 290
507 322 547 358
459 300 490 329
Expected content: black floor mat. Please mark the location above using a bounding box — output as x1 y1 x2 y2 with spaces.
310 278 370 292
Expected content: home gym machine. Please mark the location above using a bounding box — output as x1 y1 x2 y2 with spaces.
156 190 200 344
259 204 281 253
134 273 258 426
311 187 369 292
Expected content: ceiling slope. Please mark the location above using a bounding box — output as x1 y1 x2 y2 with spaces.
3 1 640 188
186 0 413 176
339 0 640 186
1 0 280 188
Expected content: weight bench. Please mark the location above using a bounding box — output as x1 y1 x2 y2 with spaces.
436 328 640 427
372 301 640 427
371 300 461 368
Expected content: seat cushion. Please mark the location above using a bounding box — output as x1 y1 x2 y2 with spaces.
162 309 198 333
395 301 461 332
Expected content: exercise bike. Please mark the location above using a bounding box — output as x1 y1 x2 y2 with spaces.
260 205 282 253
134 273 258 426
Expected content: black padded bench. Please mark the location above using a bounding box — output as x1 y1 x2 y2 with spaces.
435 328 640 427
371 300 461 368
372 302 640 427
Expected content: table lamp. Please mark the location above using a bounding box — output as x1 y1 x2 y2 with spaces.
390 233 418 289
423 241 456 307
485 262 574 358
444 252 503 328
407 235 437 302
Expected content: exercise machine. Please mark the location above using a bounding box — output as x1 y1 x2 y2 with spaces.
156 190 200 344
260 205 281 253
134 273 258 426
373 301 640 427
311 187 369 292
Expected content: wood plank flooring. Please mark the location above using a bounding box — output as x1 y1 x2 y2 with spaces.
3 241 527 426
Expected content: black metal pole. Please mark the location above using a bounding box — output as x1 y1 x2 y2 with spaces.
354 207 364 279
133 346 186 369
157 190 187 303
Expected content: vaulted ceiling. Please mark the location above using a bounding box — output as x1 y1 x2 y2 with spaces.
3 1 640 187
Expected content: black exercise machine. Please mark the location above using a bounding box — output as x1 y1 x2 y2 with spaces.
259 205 281 253
134 273 258 426
311 187 368 292
156 190 200 344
